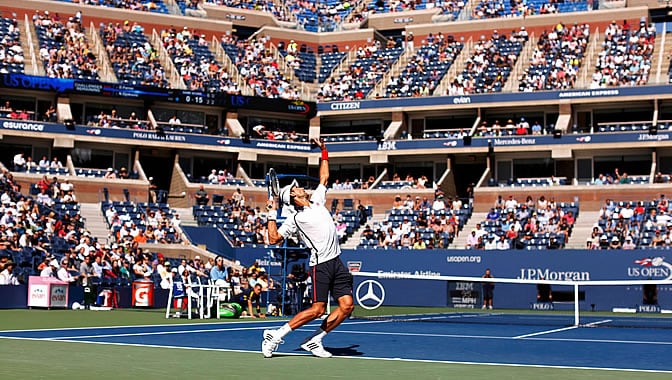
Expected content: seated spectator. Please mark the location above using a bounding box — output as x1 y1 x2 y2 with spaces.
547 236 561 249
210 256 228 286
50 157 63 168
40 259 58 277
496 235 510 250
168 115 181 125
61 190 77 204
104 168 117 179
622 236 636 249
207 169 218 184
59 178 74 195
133 254 153 280
232 188 245 207
57 258 79 283
0 260 19 285
13 152 26 171
118 167 129 179
44 104 57 122
195 185 209 206
36 188 53 207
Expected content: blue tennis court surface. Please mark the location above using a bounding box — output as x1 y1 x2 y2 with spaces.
1 315 671 373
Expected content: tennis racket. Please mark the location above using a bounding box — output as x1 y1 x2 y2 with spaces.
267 168 280 201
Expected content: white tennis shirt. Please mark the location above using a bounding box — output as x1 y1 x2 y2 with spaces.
278 184 341 266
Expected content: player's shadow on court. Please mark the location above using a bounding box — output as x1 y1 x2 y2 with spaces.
292 345 363 356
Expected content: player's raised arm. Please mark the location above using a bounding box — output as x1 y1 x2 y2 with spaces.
315 138 329 186
266 198 283 245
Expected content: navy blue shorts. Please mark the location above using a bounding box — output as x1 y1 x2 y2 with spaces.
311 257 353 303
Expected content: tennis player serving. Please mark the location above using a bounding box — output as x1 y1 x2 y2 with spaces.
262 138 354 358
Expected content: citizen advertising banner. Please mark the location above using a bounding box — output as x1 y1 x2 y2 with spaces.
318 85 672 112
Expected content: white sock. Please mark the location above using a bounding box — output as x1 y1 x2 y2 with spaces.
276 323 293 338
306 328 328 342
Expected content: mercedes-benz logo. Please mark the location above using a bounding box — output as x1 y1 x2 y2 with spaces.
355 280 385 310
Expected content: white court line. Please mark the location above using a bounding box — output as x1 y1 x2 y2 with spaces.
513 320 612 339
3 319 671 347
47 325 271 340
39 320 389 340
0 336 670 375
583 319 612 327
513 326 578 339
324 329 672 346
0 319 286 334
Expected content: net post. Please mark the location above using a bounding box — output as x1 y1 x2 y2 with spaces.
574 283 579 326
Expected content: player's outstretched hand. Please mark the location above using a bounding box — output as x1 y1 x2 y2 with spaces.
312 138 326 151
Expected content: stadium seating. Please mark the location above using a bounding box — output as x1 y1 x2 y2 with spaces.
205 0 290 21
103 201 181 244
518 23 589 92
367 0 465 21
318 50 347 83
57 0 170 14
0 17 24 74
476 200 578 250
592 199 663 248
449 30 526 95
279 46 318 83
27 166 69 176
358 202 473 249
471 0 588 19
35 14 100 81
377 180 415 190
382 38 463 98
100 23 169 88
162 28 239 93
318 43 404 101
192 204 263 247
590 21 655 88
221 36 300 99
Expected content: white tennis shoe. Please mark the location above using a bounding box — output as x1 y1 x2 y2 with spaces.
262 329 283 358
301 338 332 358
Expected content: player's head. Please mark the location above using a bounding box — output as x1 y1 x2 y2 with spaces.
279 179 300 206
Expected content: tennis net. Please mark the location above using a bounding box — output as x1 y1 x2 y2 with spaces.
349 271 672 329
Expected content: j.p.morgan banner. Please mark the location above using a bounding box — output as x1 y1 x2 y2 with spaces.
338 250 672 310
237 248 672 310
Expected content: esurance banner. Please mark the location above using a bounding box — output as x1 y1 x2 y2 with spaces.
4 119 670 154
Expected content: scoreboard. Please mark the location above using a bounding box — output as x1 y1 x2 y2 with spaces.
1 73 316 117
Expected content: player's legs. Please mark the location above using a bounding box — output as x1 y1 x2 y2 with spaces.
301 259 353 358
262 262 332 358
319 294 354 332
288 301 327 329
